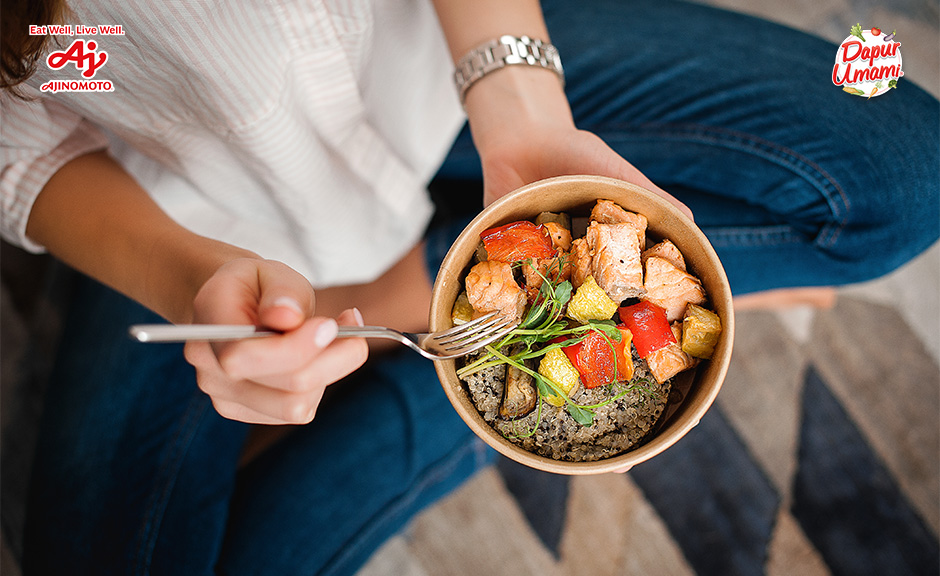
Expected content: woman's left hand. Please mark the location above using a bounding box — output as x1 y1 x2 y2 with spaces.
463 67 692 220
482 124 692 220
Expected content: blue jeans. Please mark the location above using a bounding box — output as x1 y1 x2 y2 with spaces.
439 0 939 294
21 1 939 575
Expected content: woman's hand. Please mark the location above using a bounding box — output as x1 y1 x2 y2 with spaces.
183 258 369 424
480 123 692 218
463 67 692 219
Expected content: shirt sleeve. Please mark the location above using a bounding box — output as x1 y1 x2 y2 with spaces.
1 93 110 253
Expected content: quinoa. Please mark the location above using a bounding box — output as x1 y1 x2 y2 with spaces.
459 349 671 462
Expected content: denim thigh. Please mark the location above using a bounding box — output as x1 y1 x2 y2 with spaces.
22 273 250 576
440 0 939 293
23 221 490 576
215 218 490 576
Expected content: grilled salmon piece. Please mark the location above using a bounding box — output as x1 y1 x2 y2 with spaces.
569 237 592 290
590 199 648 250
520 220 573 299
642 239 685 271
587 221 645 303
465 260 527 321
542 221 572 251
646 323 698 384
643 256 706 322
523 253 571 300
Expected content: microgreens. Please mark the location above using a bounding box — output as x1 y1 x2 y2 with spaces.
457 257 642 429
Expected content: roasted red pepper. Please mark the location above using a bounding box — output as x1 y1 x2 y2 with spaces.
618 301 676 357
480 221 556 263
559 327 633 389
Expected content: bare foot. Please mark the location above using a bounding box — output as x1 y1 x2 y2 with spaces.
733 287 837 310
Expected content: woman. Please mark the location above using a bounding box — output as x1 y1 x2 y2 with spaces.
2 0 937 573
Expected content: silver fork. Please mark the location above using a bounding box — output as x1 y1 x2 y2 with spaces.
128 311 518 360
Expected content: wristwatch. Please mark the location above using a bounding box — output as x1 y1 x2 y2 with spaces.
454 35 565 106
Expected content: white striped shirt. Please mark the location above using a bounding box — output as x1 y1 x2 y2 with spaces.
1 0 465 287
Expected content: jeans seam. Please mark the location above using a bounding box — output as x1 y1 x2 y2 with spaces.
318 435 485 576
133 394 210 576
595 122 851 249
701 224 805 248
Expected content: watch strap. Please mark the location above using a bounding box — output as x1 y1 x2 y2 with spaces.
454 35 564 106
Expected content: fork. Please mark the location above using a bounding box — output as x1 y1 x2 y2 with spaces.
128 311 518 360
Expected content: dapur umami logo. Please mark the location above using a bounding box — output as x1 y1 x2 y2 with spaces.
30 23 124 93
833 24 902 98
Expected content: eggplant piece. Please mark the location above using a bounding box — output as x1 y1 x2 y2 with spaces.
474 241 488 263
500 350 537 418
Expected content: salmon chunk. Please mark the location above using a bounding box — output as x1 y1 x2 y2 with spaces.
465 260 528 321
569 237 592 290
590 199 648 250
587 221 644 303
645 323 698 384
523 253 571 300
642 239 686 271
643 256 706 322
542 221 572 251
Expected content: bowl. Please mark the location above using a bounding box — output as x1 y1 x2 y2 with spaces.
429 175 734 474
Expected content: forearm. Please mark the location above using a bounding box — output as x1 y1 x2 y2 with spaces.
431 0 550 60
430 0 572 150
26 150 256 324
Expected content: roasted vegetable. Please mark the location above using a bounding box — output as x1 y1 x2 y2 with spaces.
474 242 488 263
480 221 555 263
681 303 722 359
538 347 581 406
618 300 676 357
567 275 619 323
500 354 538 418
561 327 634 388
451 291 473 325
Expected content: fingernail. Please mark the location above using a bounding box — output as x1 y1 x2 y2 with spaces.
352 307 364 326
314 319 338 348
273 297 304 316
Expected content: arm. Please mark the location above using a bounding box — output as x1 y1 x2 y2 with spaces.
26 150 251 324
431 0 691 217
24 150 368 424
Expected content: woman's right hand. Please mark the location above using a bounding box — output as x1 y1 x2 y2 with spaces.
183 258 369 424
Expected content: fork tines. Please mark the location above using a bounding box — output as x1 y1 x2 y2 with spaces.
434 313 517 352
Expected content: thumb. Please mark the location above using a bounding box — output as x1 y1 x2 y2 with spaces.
255 261 317 332
573 131 695 221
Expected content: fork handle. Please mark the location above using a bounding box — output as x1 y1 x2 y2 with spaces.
129 323 395 343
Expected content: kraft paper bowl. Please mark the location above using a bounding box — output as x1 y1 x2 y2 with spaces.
429 175 734 474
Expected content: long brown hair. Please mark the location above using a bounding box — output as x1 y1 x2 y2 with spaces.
1 0 71 94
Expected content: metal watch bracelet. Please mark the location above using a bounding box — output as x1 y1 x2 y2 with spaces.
454 35 564 106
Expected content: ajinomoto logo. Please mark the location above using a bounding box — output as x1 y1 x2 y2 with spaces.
30 24 124 93
832 24 902 98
